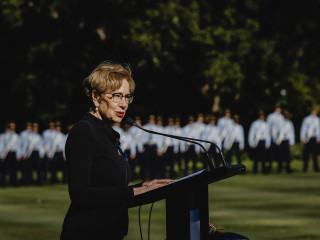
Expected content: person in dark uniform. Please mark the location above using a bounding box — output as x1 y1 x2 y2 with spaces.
60 61 172 240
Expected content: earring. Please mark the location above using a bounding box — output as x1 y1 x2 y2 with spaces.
95 107 98 112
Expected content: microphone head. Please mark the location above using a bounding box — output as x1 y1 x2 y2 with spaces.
125 117 135 126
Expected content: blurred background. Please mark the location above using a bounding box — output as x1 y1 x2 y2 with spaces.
1 1 320 239
1 0 320 135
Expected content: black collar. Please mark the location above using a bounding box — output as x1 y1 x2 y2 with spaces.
84 113 121 146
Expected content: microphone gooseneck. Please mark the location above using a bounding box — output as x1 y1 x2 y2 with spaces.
126 117 135 126
125 117 225 171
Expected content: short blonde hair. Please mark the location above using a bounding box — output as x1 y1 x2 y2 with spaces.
83 61 135 109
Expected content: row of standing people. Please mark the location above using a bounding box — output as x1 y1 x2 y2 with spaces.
0 121 71 187
118 106 319 179
113 111 245 180
248 105 320 174
1 106 319 186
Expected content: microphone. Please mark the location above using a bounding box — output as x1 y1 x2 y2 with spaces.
126 117 225 171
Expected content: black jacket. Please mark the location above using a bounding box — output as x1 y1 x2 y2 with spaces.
61 113 139 238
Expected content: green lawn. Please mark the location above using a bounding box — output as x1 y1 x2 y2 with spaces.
0 159 319 240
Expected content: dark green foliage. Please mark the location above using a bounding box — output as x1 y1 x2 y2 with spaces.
1 0 320 130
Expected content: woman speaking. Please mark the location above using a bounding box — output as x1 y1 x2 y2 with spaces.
60 61 172 240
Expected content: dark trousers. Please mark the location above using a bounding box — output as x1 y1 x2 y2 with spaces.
268 142 278 171
199 151 209 170
163 146 175 178
1 152 18 186
21 151 42 185
303 137 319 172
184 144 197 174
45 157 57 183
55 151 64 183
174 151 183 171
225 142 242 165
21 157 32 185
134 148 143 179
141 144 157 180
252 140 268 174
44 152 61 184
209 144 223 168
278 140 292 173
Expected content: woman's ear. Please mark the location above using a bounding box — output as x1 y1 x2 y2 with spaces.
91 90 101 107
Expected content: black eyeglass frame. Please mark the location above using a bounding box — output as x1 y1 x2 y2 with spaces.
104 92 134 104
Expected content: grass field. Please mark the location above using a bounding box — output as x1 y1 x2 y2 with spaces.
0 159 319 240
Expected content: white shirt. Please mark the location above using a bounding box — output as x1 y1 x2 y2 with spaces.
248 119 271 148
300 114 320 142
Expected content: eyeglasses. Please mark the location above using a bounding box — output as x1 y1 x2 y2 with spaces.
105 92 134 104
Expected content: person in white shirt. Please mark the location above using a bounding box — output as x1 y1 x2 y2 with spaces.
20 122 44 185
162 117 176 178
0 122 21 186
173 117 183 172
300 107 320 172
224 114 245 166
248 111 271 174
120 122 137 178
152 116 165 179
112 122 124 136
19 122 34 185
43 121 65 184
182 115 197 175
128 116 144 179
141 114 157 180
193 113 207 170
52 121 66 184
276 110 295 173
201 115 222 168
32 122 45 184
217 109 234 151
42 121 57 182
266 104 285 172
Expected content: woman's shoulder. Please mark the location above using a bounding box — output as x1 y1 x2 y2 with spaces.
69 114 96 135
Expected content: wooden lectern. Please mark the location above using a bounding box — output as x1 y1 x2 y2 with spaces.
129 164 246 240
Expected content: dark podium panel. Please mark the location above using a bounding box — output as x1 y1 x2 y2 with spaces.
129 164 246 240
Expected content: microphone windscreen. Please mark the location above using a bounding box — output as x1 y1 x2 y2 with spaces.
125 117 135 125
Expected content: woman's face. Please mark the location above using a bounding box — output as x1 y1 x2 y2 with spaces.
93 80 130 123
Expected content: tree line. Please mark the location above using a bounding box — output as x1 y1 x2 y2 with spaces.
1 0 320 134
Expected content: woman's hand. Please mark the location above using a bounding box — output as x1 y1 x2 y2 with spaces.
133 179 174 196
